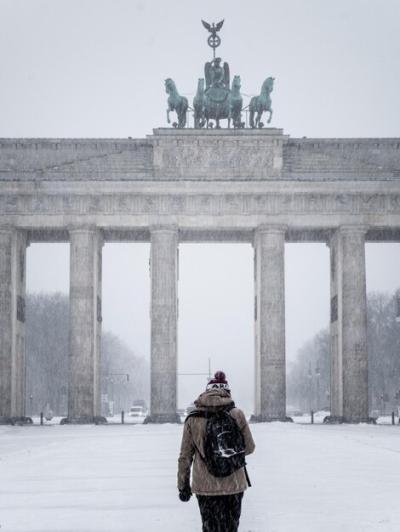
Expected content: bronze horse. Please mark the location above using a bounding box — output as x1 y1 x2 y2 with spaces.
165 78 188 128
249 77 274 128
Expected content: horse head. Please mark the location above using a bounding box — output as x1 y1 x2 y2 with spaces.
165 78 177 95
261 77 275 94
231 75 241 92
196 78 205 95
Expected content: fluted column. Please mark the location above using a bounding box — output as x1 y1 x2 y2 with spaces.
66 227 104 423
329 225 370 423
252 225 289 421
0 227 28 422
145 226 180 423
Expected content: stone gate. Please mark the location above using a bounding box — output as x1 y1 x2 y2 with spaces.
1 128 400 423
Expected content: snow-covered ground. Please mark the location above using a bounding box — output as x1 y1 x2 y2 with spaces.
1 422 399 532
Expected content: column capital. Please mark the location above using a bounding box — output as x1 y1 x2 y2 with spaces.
255 224 288 235
68 224 99 235
0 226 28 235
0 227 14 243
253 224 287 246
150 224 178 234
327 225 369 248
68 226 104 246
338 224 369 235
0 225 14 234
0 227 29 248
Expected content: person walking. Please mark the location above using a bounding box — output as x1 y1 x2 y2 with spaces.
177 371 255 532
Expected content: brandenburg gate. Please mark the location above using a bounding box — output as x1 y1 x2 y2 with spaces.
1 21 400 424
1 129 400 423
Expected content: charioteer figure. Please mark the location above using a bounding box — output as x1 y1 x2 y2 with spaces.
207 57 229 90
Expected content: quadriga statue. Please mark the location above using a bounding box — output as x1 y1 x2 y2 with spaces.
164 20 274 130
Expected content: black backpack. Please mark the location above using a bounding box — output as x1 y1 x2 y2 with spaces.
187 405 250 483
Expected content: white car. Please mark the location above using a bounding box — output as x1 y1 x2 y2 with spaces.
128 406 146 417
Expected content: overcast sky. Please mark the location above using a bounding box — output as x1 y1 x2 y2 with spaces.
2 0 400 412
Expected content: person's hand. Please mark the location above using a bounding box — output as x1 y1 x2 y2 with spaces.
178 484 192 502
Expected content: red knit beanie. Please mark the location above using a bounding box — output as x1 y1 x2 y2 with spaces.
206 371 230 392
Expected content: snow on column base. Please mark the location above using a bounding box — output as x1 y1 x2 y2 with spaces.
0 416 33 425
60 416 107 425
323 415 377 424
250 415 293 423
143 413 181 424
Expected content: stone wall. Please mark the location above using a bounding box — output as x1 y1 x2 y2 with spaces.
0 139 153 181
1 130 400 182
283 138 400 180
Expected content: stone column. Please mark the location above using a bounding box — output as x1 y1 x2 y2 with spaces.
66 227 104 424
252 225 289 421
0 228 28 422
328 225 370 423
145 226 180 423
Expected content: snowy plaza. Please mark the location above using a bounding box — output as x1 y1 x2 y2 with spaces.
1 421 399 532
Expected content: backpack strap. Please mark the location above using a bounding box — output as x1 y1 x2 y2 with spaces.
224 403 236 414
185 403 234 421
184 411 206 460
184 409 207 421
223 404 251 487
244 465 251 487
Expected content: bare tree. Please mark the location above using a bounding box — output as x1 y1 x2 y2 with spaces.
25 293 149 416
287 290 400 414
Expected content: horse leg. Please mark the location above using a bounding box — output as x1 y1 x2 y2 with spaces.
267 109 273 124
249 110 255 128
180 109 186 128
167 108 171 124
230 107 235 129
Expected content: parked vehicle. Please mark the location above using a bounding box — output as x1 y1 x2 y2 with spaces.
128 406 146 417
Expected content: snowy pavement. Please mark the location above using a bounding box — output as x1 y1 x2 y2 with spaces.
1 422 400 532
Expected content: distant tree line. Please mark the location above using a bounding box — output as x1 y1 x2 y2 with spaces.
25 293 149 416
287 291 400 415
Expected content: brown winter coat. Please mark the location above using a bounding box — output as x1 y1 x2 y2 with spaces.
177 389 255 496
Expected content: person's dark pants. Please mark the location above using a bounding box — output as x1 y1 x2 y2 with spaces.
196 492 244 532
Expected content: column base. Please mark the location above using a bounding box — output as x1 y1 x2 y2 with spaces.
323 415 376 424
143 413 181 424
0 416 33 425
250 414 293 423
60 416 107 425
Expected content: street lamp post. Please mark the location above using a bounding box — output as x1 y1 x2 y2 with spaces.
315 360 321 412
307 361 313 412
